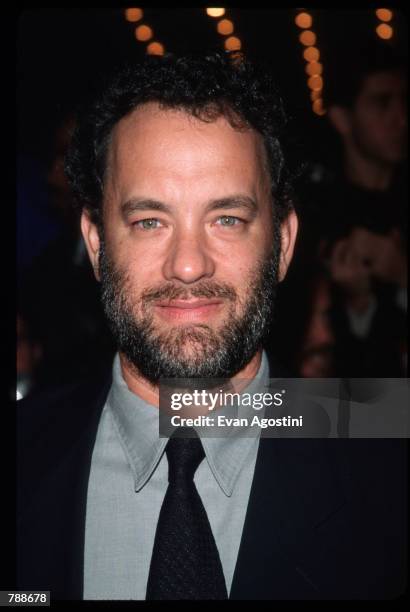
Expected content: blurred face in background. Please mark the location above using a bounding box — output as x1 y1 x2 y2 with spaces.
299 278 335 378
17 315 42 376
350 70 407 166
47 116 77 221
81 102 298 382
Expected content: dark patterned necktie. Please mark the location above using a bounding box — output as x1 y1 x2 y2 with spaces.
146 427 228 600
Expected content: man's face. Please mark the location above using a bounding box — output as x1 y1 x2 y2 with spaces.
350 70 407 165
82 103 297 381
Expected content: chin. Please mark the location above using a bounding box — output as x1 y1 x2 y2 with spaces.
159 324 217 347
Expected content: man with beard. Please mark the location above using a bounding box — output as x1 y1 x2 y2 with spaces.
17 52 406 600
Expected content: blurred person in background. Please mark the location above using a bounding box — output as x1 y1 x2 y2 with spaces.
19 114 116 388
297 41 407 376
325 43 407 375
297 273 335 377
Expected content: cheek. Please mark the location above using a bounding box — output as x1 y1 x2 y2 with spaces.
123 261 155 297
109 232 161 280
357 114 387 146
217 255 263 296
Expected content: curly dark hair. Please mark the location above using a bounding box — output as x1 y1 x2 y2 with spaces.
65 51 296 226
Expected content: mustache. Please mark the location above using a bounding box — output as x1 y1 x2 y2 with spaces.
141 281 237 303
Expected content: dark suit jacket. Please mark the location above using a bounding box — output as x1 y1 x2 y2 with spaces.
17 363 407 600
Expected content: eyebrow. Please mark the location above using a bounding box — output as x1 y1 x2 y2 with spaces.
206 196 258 215
120 195 259 219
121 199 172 219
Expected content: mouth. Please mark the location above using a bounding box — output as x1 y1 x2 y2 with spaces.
154 299 224 323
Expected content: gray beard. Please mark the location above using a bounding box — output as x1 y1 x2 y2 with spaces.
98 232 280 383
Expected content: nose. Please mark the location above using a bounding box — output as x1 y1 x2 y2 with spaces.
162 228 216 284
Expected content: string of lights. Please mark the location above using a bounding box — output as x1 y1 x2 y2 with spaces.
123 9 397 114
375 8 394 40
124 7 165 55
205 8 242 52
295 9 326 116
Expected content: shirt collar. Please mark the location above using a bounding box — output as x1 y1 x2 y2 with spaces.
107 351 269 497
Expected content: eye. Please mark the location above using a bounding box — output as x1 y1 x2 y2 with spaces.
134 218 162 230
216 215 242 227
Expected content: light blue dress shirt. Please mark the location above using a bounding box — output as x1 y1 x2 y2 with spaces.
83 351 269 600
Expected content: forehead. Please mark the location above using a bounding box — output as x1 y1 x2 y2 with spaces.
106 102 269 192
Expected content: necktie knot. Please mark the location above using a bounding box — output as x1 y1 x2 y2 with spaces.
165 428 205 484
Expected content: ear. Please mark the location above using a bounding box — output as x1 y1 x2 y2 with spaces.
81 209 102 281
327 105 352 138
278 209 298 282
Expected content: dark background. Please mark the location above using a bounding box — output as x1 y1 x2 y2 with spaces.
17 8 408 164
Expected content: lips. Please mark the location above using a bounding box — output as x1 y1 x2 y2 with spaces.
156 299 223 309
154 299 224 322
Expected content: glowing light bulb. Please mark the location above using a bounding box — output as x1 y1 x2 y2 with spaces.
217 18 234 35
206 8 225 17
303 46 320 62
125 8 143 22
299 30 316 46
376 23 393 39
147 41 164 55
295 12 312 29
305 61 323 76
224 36 241 51
307 75 323 91
135 24 153 41
376 8 393 22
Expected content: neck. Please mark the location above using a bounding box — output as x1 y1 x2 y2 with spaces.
119 349 263 408
344 146 393 191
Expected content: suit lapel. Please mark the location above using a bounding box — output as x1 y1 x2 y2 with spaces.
230 435 347 599
228 354 348 599
17 369 112 600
